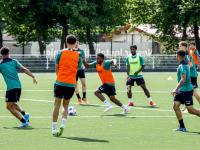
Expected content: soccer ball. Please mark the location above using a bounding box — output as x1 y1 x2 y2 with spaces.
68 106 76 116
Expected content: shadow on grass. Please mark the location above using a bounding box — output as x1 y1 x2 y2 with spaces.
133 106 160 109
3 126 50 130
100 114 133 118
80 104 101 107
60 136 109 143
185 131 200 135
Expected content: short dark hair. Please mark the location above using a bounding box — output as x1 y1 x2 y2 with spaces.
177 49 186 57
97 53 104 59
179 41 187 48
189 41 196 46
66 35 77 44
130 45 137 50
0 46 10 55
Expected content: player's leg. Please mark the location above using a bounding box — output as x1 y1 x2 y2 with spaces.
94 84 113 112
126 79 134 106
139 78 156 106
75 72 82 104
80 77 89 104
186 105 200 116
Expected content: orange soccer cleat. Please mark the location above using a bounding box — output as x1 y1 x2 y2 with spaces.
82 98 89 104
78 98 82 104
127 102 134 106
150 101 156 106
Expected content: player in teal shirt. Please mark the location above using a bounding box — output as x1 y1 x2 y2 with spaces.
0 46 37 127
171 50 200 131
179 41 200 112
74 40 89 104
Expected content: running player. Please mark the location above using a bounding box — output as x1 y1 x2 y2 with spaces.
179 41 200 112
189 41 199 69
126 45 156 106
171 50 200 131
52 35 82 137
82 53 130 114
74 40 89 104
0 46 37 127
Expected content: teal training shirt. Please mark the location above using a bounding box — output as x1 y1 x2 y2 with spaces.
177 60 193 92
126 54 144 79
185 51 198 77
90 60 115 86
0 58 22 91
76 49 85 70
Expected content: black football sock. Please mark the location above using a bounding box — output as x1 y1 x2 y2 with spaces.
179 119 185 128
20 118 26 123
83 92 86 99
21 111 25 116
76 93 81 99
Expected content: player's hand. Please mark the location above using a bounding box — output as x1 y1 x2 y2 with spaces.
33 77 37 85
170 90 177 97
134 72 138 76
126 76 131 82
82 56 86 62
114 64 118 69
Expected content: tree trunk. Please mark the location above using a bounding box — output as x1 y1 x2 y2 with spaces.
86 27 95 54
37 33 44 54
60 17 67 50
194 21 200 52
0 26 3 48
182 21 188 41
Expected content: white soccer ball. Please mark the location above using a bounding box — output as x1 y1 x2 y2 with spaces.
68 106 76 116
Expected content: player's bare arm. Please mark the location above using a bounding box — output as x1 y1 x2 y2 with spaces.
134 65 145 76
55 64 59 76
110 59 118 68
20 65 37 84
170 74 186 96
82 56 92 68
126 65 131 82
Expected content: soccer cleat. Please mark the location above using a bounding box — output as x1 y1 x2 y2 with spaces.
182 105 186 111
78 98 82 104
104 105 114 113
173 127 186 131
150 101 156 106
57 124 65 137
127 102 134 106
121 107 130 114
82 98 89 104
183 109 188 113
18 122 29 127
52 130 57 137
24 113 29 122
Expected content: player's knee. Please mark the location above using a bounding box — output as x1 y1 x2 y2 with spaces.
127 87 131 93
187 107 193 114
173 104 178 110
94 90 98 95
6 104 12 110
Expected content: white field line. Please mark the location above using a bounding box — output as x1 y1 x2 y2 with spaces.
0 97 173 112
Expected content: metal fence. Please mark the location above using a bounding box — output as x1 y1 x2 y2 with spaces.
8 54 178 72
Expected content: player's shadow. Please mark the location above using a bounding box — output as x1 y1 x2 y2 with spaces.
3 126 50 130
185 131 200 135
80 104 101 107
60 136 109 143
100 114 131 117
134 106 160 109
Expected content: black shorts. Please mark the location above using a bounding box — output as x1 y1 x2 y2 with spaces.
174 90 193 106
191 77 197 88
76 70 85 81
5 88 21 102
126 77 145 86
54 84 75 100
98 84 116 97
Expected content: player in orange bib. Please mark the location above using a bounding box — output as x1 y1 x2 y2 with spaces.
189 41 199 69
52 35 82 137
82 53 130 114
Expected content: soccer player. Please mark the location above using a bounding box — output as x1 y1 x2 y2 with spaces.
82 53 130 114
74 40 89 104
171 50 200 131
126 45 156 106
52 35 82 137
0 46 37 127
189 41 199 69
179 41 200 112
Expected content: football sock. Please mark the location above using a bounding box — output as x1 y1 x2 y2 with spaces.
148 97 152 102
20 118 26 123
121 104 126 109
52 122 57 130
83 92 86 98
179 119 185 128
104 100 111 106
61 119 66 126
21 111 26 116
128 98 133 103
76 93 81 99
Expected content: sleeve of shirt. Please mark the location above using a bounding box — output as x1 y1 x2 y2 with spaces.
90 61 97 68
126 57 130 65
194 50 199 56
180 65 186 74
82 50 86 58
139 56 145 66
55 52 62 64
15 60 22 69
78 56 82 69
185 55 189 62
103 60 112 70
